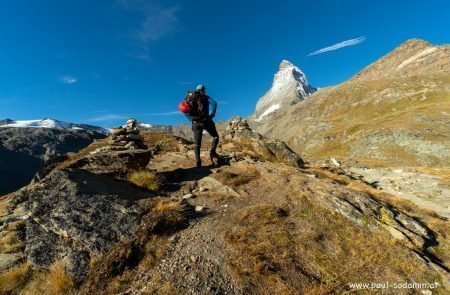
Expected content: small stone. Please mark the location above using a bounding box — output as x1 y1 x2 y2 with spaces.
182 193 194 200
330 157 340 167
190 255 197 263
195 206 205 212
169 234 180 243
199 187 208 192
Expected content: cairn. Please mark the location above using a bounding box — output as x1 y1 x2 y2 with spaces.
226 118 251 131
109 118 146 150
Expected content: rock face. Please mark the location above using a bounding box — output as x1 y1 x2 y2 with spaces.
16 168 153 282
0 127 106 195
68 149 152 176
2 130 154 282
250 38 450 167
251 60 316 122
221 118 304 168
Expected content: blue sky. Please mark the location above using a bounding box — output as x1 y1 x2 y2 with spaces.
0 0 449 127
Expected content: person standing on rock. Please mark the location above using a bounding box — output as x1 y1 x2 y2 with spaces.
179 84 220 168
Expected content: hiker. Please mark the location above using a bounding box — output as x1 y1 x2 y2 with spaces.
179 84 220 168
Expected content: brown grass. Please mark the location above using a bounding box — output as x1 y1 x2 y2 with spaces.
0 263 32 293
20 262 75 295
151 199 189 232
224 199 442 294
0 230 24 253
142 273 178 295
128 170 161 191
140 131 180 151
47 261 75 294
215 165 260 187
0 193 15 216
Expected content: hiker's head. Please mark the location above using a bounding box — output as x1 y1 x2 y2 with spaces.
196 84 206 95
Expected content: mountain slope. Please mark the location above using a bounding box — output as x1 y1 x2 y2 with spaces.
250 38 450 168
251 60 316 121
0 123 448 294
0 126 106 195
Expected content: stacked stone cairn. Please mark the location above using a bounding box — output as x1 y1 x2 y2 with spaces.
226 118 250 131
109 118 146 150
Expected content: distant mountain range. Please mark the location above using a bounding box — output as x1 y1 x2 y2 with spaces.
0 118 110 134
249 38 450 167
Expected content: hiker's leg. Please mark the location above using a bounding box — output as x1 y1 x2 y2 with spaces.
192 122 203 164
205 120 219 154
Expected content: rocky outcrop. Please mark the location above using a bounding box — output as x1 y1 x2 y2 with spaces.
221 118 304 168
0 127 106 195
67 149 152 176
12 168 154 282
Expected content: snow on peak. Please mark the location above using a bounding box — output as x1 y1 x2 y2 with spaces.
0 118 110 134
252 60 316 121
273 59 311 93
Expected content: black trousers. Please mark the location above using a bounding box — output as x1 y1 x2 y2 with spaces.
192 118 219 162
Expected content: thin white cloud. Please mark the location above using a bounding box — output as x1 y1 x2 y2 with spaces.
59 75 78 84
136 5 181 44
87 114 127 122
117 1 182 61
308 36 366 56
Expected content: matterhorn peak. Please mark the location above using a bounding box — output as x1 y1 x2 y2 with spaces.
252 60 316 122
279 59 294 69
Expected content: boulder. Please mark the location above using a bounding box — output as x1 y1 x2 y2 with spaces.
221 119 304 168
67 149 152 175
15 168 155 281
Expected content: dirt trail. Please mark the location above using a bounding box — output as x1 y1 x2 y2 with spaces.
125 150 244 294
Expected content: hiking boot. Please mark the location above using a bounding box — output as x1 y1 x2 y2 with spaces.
210 151 220 166
196 160 202 168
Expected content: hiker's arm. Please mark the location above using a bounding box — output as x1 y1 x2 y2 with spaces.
209 97 217 117
184 113 192 122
